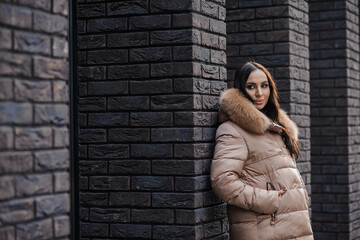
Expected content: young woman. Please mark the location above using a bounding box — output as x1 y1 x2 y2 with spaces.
211 62 313 240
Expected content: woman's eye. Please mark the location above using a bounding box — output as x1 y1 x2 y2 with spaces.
262 84 268 88
246 85 254 90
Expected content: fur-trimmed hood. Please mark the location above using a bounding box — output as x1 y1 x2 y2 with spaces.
219 88 298 140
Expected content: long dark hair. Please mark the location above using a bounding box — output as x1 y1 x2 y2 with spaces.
233 62 300 159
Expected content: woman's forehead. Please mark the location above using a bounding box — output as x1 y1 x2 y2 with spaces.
246 69 268 83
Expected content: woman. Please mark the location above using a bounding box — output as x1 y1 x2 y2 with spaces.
211 62 313 240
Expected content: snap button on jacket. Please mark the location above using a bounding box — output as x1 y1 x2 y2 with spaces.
211 89 313 240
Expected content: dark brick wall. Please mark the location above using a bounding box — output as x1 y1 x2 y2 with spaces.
226 0 311 208
309 0 360 239
0 0 70 240
76 0 228 239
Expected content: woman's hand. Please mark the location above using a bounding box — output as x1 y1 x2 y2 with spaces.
278 188 287 196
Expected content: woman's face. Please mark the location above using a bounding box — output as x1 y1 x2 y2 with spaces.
245 69 270 110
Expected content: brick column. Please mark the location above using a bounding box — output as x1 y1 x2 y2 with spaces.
226 0 311 208
0 1 70 239
309 0 360 239
76 0 228 239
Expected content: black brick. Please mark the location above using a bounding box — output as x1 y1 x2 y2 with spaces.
130 112 172 126
131 144 172 158
130 79 172 94
132 209 174 223
78 35 105 49
87 18 127 32
151 128 202 142
173 13 193 28
108 128 150 142
79 129 106 143
204 220 222 238
130 47 171 62
107 32 148 47
174 112 216 126
89 176 130 190
109 192 150 207
88 144 129 159
132 176 173 191
107 1 148 16
80 193 108 206
78 97 106 111
88 112 128 127
108 64 149 79
78 3 105 18
87 81 128 96
150 0 193 12
79 160 107 175
201 0 219 18
78 66 106 81
108 96 149 111
81 223 108 237
151 95 194 110
110 224 151 238
109 160 150 174
87 49 128 65
90 208 130 223
152 160 202 175
175 176 211 192
150 29 195 45
153 225 203 239
152 193 203 208
129 15 171 30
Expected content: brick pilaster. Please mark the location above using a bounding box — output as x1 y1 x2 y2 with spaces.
76 0 228 239
309 0 360 239
0 0 70 239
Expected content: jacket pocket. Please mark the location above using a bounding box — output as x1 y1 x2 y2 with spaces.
278 188 308 213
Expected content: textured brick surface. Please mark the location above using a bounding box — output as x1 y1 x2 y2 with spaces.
76 0 227 239
0 1 70 239
309 0 360 239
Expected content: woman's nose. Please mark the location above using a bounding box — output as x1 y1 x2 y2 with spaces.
256 87 263 97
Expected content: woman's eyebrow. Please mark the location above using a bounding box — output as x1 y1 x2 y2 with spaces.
246 81 268 85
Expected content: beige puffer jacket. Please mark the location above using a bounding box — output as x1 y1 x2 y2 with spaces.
211 89 313 240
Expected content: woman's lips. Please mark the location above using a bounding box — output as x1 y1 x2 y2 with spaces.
254 100 264 105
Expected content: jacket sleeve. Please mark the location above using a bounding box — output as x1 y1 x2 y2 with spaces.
211 123 279 215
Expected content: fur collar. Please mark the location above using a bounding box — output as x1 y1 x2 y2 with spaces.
219 88 298 140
